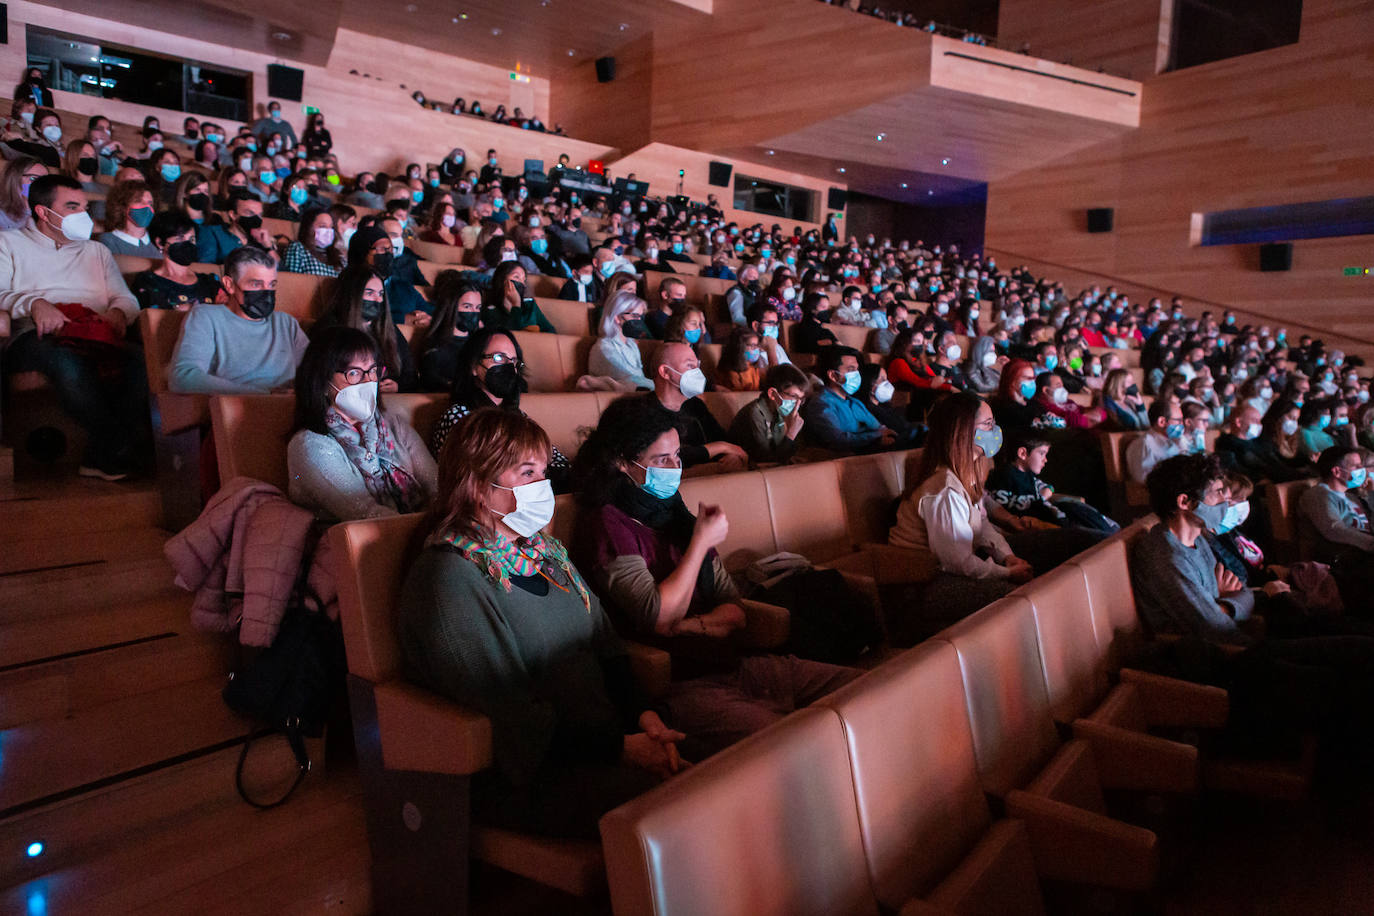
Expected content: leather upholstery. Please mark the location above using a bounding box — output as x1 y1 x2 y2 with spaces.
1019 563 1108 723
680 470 778 572
1067 537 1143 666
533 297 592 337
922 820 1046 916
936 596 1060 797
762 462 853 563
819 642 992 908
600 707 879 916
836 452 905 547
518 391 604 457
138 309 210 435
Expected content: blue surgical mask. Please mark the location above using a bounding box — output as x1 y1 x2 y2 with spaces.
842 370 861 395
1165 422 1185 440
429 178 440 187
160 163 181 182
531 238 548 255
778 398 798 416
1043 355 1059 371
1347 467 1367 489
973 425 1003 458
259 170 277 185
761 325 779 339
600 261 617 277
684 327 703 344
672 242 684 254
744 348 761 363
1335 415 1350 427
1318 415 1331 429
635 462 682 500
1019 380 1037 399
411 190 424 204
289 186 309 206
275 166 291 179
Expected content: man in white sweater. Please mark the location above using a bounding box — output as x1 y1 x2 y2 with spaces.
0 175 147 480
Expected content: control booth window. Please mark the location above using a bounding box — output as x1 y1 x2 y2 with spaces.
734 175 817 222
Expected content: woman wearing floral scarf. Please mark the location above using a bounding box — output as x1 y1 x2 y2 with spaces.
287 327 437 521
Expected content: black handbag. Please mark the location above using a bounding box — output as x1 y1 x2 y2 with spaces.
222 601 347 808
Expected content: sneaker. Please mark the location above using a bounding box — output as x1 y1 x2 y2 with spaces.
79 463 132 482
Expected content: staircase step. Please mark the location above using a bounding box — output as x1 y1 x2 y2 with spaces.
0 743 368 908
0 675 252 815
0 525 169 577
0 478 162 545
0 593 191 670
0 551 183 623
0 629 234 730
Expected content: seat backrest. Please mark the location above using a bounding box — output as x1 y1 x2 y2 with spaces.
555 332 593 389
830 323 873 353
836 452 904 546
519 392 603 459
383 393 451 447
138 308 186 396
534 297 592 337
511 330 570 392
936 595 1059 797
699 389 754 430
680 470 778 573
761 462 852 563
600 707 879 916
275 272 332 324
210 394 296 489
696 343 723 380
329 513 429 683
548 493 579 547
1267 478 1316 546
820 641 991 909
1099 431 1140 484
410 238 468 264
1019 563 1109 724
1069 534 1142 665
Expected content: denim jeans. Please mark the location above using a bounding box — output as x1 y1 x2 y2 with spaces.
5 330 150 468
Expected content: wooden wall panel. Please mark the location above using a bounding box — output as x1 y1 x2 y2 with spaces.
986 0 1374 347
995 0 1172 81
549 34 653 154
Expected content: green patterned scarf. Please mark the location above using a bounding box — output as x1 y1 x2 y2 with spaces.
433 527 590 611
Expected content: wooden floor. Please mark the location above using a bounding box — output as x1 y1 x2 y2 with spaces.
2 453 1372 914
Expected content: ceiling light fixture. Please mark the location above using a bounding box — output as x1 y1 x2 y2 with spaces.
567 49 576 56
404 3 417 11
766 149 775 156
941 157 950 165
838 167 847 174
900 182 908 188
876 132 886 141
491 27 502 35
928 190 935 195
618 22 629 30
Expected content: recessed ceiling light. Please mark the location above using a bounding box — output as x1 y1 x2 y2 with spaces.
452 16 460 23
491 27 502 35
766 149 775 156
928 190 935 195
837 167 847 174
567 49 576 56
876 133 886 141
404 3 417 10
271 31 293 41
900 182 908 188
941 157 950 165
618 22 629 30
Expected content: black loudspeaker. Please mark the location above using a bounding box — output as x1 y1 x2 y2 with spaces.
595 56 616 83
1260 242 1293 272
267 64 304 102
0 5 9 45
1087 207 1114 233
827 187 847 211
707 161 733 187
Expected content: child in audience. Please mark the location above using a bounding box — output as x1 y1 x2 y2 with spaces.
286 327 436 521
131 212 221 310
397 408 678 840
728 363 809 465
715 326 767 391
986 430 1118 533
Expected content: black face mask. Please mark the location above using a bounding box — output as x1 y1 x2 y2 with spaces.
240 289 276 319
1125 384 1140 397
184 128 199 140
814 309 832 323
166 240 198 266
78 156 98 176
621 318 649 339
485 362 522 399
571 218 582 229
371 252 395 277
367 180 383 195
237 213 262 231
229 186 252 201
511 280 527 301
186 192 211 212
360 297 384 322
454 311 481 333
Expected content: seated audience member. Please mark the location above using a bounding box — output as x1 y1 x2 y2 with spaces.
1197 471 1268 587
480 259 555 333
269 173 311 223
418 200 464 247
374 217 432 322
750 304 793 368
315 267 417 391
1101 368 1149 430
1215 403 1303 482
590 289 653 390
62 139 105 221
632 233 674 274
131 212 221 310
1126 398 1185 484
572 395 861 760
169 246 307 394
287 327 436 521
557 254 601 303
644 276 688 340
1261 396 1304 463
1181 400 1212 453
0 155 46 231
791 292 838 355
930 331 968 389
593 270 638 329
663 305 711 351
1299 447 1374 595
96 181 157 257
962 336 1003 395
728 363 809 465
987 430 1118 533
887 327 948 395
873 301 909 356
282 208 343 277
765 272 801 321
802 346 896 455
173 172 214 228
857 363 923 447
715 326 768 391
197 193 275 265
419 270 483 392
398 408 678 839
702 250 735 281
648 343 747 471
430 328 572 490
991 357 1042 431
1031 372 1100 430
523 225 571 278
886 392 1031 642
1297 399 1338 462
0 174 147 480
725 264 761 326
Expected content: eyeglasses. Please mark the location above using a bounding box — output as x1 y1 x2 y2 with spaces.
481 352 524 371
338 365 387 384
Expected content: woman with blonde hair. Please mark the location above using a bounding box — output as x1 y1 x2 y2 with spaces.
0 154 46 230
588 288 653 390
1101 367 1149 430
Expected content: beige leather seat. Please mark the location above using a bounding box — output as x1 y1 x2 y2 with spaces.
532 298 592 336
600 707 880 916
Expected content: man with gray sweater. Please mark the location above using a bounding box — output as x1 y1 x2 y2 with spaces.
169 246 307 395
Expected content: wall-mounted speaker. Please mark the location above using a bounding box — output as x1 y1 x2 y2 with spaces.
1259 242 1293 272
827 187 847 211
595 56 616 83
707 161 733 187
1087 207 1114 233
0 5 9 45
267 64 304 102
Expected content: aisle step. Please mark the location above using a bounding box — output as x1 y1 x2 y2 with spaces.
0 478 161 545
0 675 251 815
0 593 190 670
0 550 182 623
0 629 233 730
0 743 368 908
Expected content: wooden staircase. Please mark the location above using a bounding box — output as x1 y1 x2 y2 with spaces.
0 473 370 912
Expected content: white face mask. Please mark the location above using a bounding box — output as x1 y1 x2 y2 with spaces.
674 366 707 399
528 217 541 228
874 380 895 403
441 213 457 228
945 344 962 361
935 302 949 316
390 237 405 256
647 247 659 260
500 249 518 262
333 381 377 420
781 286 796 301
492 478 555 539
45 209 95 242
968 310 980 321
1246 423 1263 439
1052 387 1069 405
1281 418 1299 435
42 125 63 143
314 226 335 248
982 350 997 368
341 226 356 247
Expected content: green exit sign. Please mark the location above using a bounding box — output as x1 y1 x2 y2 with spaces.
303 105 320 115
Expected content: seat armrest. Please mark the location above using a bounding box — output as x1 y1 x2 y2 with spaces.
1118 668 1229 729
1071 719 1199 794
739 598 790 649
624 641 671 699
0 310 9 339
1004 790 1159 891
374 680 493 775
849 543 937 585
899 901 958 916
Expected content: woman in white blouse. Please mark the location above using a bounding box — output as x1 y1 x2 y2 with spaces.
587 288 654 391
